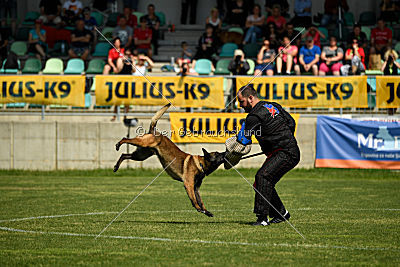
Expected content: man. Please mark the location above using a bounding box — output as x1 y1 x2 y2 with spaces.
118 6 137 29
39 0 62 25
227 86 300 226
371 18 392 58
63 0 83 17
112 16 133 49
294 36 320 75
291 0 312 27
134 16 153 57
69 19 91 60
254 39 276 76
320 0 349 26
228 49 250 75
143 4 160 55
347 24 368 50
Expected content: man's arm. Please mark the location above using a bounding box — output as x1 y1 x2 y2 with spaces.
275 103 296 134
237 115 260 145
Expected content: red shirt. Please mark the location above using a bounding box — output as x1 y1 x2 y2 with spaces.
266 16 286 30
117 14 137 28
346 47 365 68
371 27 392 45
134 28 152 49
108 47 125 61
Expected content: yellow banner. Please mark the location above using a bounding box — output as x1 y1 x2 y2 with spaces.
236 76 368 108
95 75 224 108
376 76 400 108
170 112 299 143
0 75 85 106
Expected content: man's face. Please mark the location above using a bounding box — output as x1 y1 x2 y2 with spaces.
378 20 384 29
148 6 155 14
354 27 360 35
119 17 126 27
286 24 293 34
238 92 252 113
76 20 84 30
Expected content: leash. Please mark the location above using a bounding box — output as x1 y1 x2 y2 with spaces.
241 152 264 160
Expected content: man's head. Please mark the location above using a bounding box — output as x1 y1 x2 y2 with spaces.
83 7 90 18
181 41 188 49
353 24 361 35
329 36 337 47
377 18 385 29
147 4 155 15
286 22 294 34
202 148 225 175
238 86 259 113
272 4 281 17
234 49 244 61
123 7 132 16
119 16 127 27
140 16 147 28
306 36 314 48
76 19 85 30
205 23 213 35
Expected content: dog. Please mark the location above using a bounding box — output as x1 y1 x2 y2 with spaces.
113 103 225 217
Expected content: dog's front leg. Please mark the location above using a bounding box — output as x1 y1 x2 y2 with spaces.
113 153 132 172
194 186 213 217
183 181 204 213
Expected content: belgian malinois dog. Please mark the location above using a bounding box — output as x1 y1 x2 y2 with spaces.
113 103 225 217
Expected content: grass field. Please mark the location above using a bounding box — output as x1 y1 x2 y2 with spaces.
0 168 399 265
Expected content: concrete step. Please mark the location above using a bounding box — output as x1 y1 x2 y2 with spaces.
159 39 198 46
174 24 205 31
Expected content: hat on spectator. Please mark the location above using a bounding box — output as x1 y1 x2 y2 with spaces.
306 36 313 41
35 19 43 24
234 49 244 57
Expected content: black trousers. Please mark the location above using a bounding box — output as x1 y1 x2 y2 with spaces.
254 146 300 218
180 0 198 24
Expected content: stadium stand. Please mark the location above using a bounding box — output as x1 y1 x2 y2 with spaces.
64 58 85 74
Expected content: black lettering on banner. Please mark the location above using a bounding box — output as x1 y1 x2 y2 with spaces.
165 83 175 99
217 118 222 133
1 82 6 97
185 83 197 100
327 83 340 100
284 83 289 100
105 82 113 102
340 83 353 100
307 83 317 100
257 83 267 99
291 83 304 100
45 82 58 98
58 82 71 98
179 118 187 137
386 82 400 104
25 81 35 97
143 82 147 98
205 118 215 135
131 82 140 98
150 82 162 99
273 84 282 100
189 118 202 134
197 84 210 99
9 82 22 97
115 82 128 98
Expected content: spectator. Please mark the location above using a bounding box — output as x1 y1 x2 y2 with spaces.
39 0 62 25
266 5 286 34
265 22 280 49
0 0 17 36
276 36 298 75
82 7 97 31
0 27 9 63
133 54 154 76
63 0 83 19
177 41 193 67
243 4 265 45
134 17 153 58
291 0 312 27
340 38 365 75
380 0 396 23
118 6 137 29
347 24 368 50
294 36 320 75
119 48 136 75
192 24 218 64
28 19 47 61
178 62 197 76
103 37 125 75
281 22 301 47
265 0 289 17
227 0 247 27
205 8 222 32
123 0 139 11
320 0 349 26
381 49 400 115
319 36 343 76
143 4 160 55
69 19 91 61
254 39 276 76
228 49 250 75
113 16 133 49
302 25 325 48
370 18 392 58
181 0 198 24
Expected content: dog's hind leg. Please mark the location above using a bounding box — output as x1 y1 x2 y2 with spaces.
183 180 204 214
113 154 132 172
131 147 155 161
194 180 213 217
116 135 157 151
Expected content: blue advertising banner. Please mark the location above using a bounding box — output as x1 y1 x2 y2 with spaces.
316 116 400 169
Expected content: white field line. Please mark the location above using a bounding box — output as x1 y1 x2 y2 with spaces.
0 226 398 252
0 208 399 223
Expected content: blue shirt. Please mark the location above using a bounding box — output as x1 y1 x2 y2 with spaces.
294 0 312 17
300 45 321 64
30 29 46 44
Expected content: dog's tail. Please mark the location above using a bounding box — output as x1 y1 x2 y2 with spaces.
149 103 171 133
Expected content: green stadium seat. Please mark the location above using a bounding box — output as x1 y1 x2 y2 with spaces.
228 27 244 35
365 70 383 75
86 59 105 74
194 59 212 75
1 59 20 74
219 43 238 58
367 76 376 92
99 27 114 41
64 58 85 74
91 11 104 26
243 43 260 58
92 42 112 57
50 41 69 57
85 93 92 108
334 26 349 41
10 41 27 56
16 27 31 41
22 58 42 74
6 103 26 108
344 12 354 26
318 27 329 42
133 12 145 22
361 26 371 40
359 11 376 26
394 43 400 54
42 58 64 74
214 59 231 75
368 93 376 108
22 11 40 25
155 11 166 26
106 12 120 27
246 59 255 75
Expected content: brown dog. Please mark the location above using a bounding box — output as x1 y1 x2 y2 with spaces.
113 103 225 217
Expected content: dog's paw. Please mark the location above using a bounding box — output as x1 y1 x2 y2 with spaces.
113 165 119 172
204 210 214 217
115 143 121 151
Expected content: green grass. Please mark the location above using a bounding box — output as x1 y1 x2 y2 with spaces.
0 168 399 265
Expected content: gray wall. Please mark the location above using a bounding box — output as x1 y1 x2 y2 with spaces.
0 117 316 170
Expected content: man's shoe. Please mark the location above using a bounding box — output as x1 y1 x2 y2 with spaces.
252 215 270 226
270 210 290 224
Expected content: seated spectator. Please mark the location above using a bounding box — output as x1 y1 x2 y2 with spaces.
380 0 397 23
340 39 365 75
228 49 250 75
347 24 368 50
319 36 343 76
0 27 9 63
82 7 97 31
276 36 298 75
255 39 276 76
133 54 154 76
265 0 289 17
143 4 160 55
177 41 193 67
206 8 222 33
281 22 301 48
302 25 325 48
381 49 399 115
113 16 133 49
28 19 47 61
178 62 198 76
290 0 312 27
62 0 83 24
227 0 247 27
118 6 137 29
69 19 91 61
192 24 218 64
294 36 320 75
265 22 280 49
266 5 286 34
243 4 265 45
320 0 349 26
39 0 62 25
103 37 125 74
134 16 153 58
119 48 136 75
370 18 392 58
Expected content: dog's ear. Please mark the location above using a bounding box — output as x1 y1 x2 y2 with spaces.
202 148 211 161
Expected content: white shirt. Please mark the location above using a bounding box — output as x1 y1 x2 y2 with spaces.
132 65 147 76
63 0 83 14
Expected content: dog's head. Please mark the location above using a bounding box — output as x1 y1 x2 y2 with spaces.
201 148 226 175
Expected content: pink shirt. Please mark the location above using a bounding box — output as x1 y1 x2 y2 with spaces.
279 45 298 63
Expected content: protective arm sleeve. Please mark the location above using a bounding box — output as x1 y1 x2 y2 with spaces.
237 115 259 145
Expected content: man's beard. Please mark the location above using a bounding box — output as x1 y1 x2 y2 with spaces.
243 105 252 113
